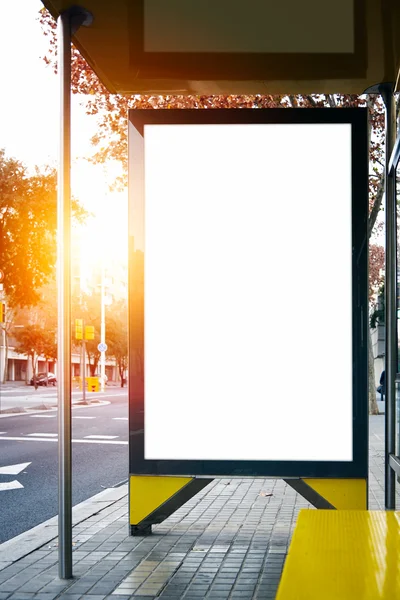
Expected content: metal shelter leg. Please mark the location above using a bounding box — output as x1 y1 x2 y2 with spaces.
381 84 397 510
57 7 92 580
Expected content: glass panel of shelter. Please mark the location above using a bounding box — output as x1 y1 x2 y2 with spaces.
397 157 400 463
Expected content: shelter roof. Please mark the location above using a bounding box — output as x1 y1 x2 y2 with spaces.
42 1 400 95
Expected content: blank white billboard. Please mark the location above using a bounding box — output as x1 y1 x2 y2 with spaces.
142 123 353 462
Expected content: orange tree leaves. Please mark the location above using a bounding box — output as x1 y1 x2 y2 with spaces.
39 8 386 292
39 8 386 216
0 149 88 308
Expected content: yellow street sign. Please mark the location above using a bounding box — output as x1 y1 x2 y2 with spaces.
75 318 83 340
87 376 99 392
85 325 95 340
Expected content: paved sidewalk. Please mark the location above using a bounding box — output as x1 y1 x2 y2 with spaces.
0 415 398 600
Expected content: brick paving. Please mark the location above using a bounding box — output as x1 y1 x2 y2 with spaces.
0 415 398 599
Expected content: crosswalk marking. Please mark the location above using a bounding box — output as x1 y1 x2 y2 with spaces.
73 438 127 445
112 417 128 421
27 433 58 437
73 416 96 419
30 414 56 418
84 434 118 439
0 436 128 445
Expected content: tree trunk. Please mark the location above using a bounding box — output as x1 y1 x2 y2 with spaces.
118 361 124 387
368 327 379 415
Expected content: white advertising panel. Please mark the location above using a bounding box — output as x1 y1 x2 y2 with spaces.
142 122 353 462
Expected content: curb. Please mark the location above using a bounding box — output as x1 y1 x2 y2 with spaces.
0 483 128 570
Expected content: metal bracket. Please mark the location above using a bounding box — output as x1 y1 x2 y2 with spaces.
363 81 395 95
61 5 93 35
284 479 335 509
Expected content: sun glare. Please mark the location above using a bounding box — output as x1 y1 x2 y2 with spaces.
71 161 128 273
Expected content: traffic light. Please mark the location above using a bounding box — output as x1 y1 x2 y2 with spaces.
85 325 94 340
0 303 5 323
75 319 83 339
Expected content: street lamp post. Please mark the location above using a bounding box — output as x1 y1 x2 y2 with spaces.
100 266 106 392
0 277 5 386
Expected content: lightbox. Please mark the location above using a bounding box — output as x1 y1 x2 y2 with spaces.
128 108 368 479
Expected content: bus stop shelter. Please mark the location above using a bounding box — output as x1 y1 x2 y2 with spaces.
42 0 400 583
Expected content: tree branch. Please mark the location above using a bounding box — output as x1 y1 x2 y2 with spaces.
327 94 337 108
368 173 385 238
306 95 317 107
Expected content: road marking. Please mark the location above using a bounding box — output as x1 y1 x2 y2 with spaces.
0 432 6 435
27 433 58 437
0 480 24 491
30 415 56 418
73 438 127 444
73 416 96 419
0 462 31 475
112 417 128 421
0 436 128 445
0 462 32 492
84 435 118 439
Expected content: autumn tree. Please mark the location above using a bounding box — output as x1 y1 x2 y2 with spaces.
40 8 395 413
0 150 87 308
0 150 87 382
13 324 57 383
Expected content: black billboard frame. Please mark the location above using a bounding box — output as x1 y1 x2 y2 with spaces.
128 107 368 480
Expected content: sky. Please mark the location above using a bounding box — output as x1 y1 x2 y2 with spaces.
0 0 127 266
0 0 384 266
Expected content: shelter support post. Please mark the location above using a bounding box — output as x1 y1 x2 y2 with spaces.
381 85 397 510
57 6 92 579
285 479 367 510
129 476 213 535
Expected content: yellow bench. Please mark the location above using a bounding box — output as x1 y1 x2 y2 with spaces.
276 510 400 600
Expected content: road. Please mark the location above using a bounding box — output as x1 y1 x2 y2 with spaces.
0 383 127 412
0 389 128 543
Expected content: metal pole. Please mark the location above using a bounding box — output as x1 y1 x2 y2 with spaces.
1 322 5 387
100 267 106 392
57 10 73 579
0 323 4 411
382 85 397 510
82 323 86 403
57 7 92 579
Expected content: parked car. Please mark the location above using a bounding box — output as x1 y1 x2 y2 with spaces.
30 372 57 386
